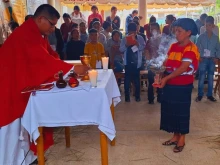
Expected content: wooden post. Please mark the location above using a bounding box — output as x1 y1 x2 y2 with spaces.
100 132 108 165
110 102 115 146
65 127 71 148
37 127 45 165
101 10 105 22
138 0 147 26
48 0 55 7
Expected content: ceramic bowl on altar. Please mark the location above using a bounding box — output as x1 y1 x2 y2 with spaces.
68 77 79 88
68 70 78 78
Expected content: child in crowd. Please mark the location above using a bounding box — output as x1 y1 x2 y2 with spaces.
101 21 112 40
88 5 103 28
72 23 78 29
133 16 145 34
87 21 107 46
196 16 220 102
67 23 79 42
84 28 105 69
92 21 104 32
66 29 85 60
106 30 124 72
162 14 176 35
146 23 163 104
134 21 147 43
79 22 88 43
88 18 99 30
120 22 146 102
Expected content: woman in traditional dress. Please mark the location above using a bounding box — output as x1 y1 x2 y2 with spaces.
159 18 199 153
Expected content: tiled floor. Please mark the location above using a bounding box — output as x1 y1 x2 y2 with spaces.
45 84 220 165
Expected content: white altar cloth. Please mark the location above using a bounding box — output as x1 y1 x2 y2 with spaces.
21 69 120 144
0 119 36 165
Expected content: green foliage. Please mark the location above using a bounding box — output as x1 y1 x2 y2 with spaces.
217 0 220 8
215 0 220 14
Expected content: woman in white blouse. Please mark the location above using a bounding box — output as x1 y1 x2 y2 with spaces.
70 5 86 25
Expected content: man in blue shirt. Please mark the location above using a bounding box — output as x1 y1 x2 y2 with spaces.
196 16 220 102
195 13 207 35
120 22 146 102
125 10 138 34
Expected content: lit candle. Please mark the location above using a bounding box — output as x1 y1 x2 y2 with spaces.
102 57 109 71
88 70 98 88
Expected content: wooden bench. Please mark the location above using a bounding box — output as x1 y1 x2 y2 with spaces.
114 71 125 86
214 61 220 94
140 70 148 89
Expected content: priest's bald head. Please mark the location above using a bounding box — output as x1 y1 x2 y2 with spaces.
33 4 60 36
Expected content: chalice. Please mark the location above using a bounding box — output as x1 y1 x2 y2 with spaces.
149 66 166 88
80 55 91 81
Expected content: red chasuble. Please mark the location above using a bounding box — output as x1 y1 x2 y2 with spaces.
0 18 72 153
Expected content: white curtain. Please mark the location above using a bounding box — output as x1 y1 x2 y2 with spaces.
27 0 48 15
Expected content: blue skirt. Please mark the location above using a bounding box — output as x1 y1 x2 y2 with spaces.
160 84 193 134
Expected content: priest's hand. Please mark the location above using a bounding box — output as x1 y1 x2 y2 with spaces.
74 65 89 75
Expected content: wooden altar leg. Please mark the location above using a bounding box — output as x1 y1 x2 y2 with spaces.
110 102 116 146
37 127 45 165
100 132 108 165
65 127 71 148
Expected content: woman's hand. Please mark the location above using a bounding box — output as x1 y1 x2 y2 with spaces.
159 61 191 88
159 77 168 88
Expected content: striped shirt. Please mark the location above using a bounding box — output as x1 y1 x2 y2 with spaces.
165 42 200 85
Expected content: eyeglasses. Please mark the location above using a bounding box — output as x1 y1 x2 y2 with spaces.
42 16 56 27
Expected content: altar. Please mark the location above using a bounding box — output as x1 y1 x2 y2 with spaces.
21 69 121 165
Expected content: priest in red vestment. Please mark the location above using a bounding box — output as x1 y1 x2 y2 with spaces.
0 4 87 165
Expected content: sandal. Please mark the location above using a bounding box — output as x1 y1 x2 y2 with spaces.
162 140 178 146
173 144 185 153
30 158 47 165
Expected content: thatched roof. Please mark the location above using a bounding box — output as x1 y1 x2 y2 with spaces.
61 0 215 6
